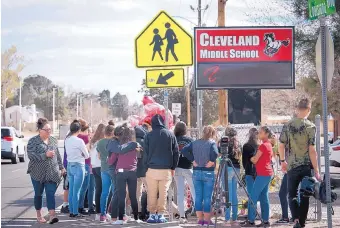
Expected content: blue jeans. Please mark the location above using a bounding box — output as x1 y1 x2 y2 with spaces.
225 167 240 221
79 164 93 209
248 176 271 222
100 170 114 215
245 175 255 196
279 174 289 219
31 178 57 210
68 162 85 215
193 169 215 213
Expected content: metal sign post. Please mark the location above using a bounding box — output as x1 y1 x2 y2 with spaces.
315 114 322 222
320 17 333 228
164 89 169 128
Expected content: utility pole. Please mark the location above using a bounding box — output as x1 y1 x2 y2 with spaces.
218 0 228 126
191 0 208 135
52 88 56 134
186 67 191 127
197 0 202 135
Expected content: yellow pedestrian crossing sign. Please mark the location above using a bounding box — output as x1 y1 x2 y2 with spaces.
146 68 184 88
135 11 193 68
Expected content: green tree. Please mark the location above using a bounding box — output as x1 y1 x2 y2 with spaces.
1 46 25 125
291 0 340 118
112 92 129 120
12 74 66 121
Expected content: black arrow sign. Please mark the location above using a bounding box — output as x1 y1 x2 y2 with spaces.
156 71 175 85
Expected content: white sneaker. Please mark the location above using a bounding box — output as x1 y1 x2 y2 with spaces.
179 217 188 224
112 220 126 225
106 214 111 221
95 214 101 221
128 217 135 222
135 219 143 224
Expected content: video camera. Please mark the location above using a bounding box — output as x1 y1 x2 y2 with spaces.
220 136 230 156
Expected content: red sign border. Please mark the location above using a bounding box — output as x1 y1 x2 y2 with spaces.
194 26 295 90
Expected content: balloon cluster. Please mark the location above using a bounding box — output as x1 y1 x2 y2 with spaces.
127 96 174 128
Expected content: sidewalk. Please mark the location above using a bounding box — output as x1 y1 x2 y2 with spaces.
31 212 340 228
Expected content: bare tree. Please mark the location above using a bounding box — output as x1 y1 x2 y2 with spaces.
1 46 25 125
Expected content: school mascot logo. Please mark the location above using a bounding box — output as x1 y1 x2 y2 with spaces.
263 33 290 57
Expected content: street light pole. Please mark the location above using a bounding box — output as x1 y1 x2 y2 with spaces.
52 88 56 134
19 78 22 135
76 94 79 119
90 98 93 125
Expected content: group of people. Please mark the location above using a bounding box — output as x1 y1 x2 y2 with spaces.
26 98 320 228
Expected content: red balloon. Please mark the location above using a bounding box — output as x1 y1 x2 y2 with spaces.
142 96 155 105
140 97 174 128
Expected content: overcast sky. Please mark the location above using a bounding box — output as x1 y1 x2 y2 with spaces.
1 0 287 103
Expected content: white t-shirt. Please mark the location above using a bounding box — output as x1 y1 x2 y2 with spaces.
65 135 89 164
90 142 101 168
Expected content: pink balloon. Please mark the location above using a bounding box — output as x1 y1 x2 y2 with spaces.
142 96 155 105
128 115 142 127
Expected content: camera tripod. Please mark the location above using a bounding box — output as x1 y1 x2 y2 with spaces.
210 154 261 228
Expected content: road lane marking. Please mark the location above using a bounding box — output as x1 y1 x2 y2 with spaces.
11 169 22 173
1 225 32 227
1 219 35 222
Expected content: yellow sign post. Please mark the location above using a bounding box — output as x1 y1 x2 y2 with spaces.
135 11 193 68
146 68 184 88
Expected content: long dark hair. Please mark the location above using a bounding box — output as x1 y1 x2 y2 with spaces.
247 127 259 149
119 127 136 144
90 123 105 145
66 120 81 138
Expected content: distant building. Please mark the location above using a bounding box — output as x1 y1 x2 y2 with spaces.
5 104 39 129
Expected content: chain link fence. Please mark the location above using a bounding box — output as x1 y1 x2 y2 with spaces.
182 124 319 221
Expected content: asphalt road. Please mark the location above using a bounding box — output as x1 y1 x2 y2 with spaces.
1 140 64 228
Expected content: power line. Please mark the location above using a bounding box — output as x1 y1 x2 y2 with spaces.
203 0 213 25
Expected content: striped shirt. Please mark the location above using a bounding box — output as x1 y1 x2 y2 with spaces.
27 135 64 183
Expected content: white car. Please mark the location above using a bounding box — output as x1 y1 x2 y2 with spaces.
1 127 26 164
330 141 340 167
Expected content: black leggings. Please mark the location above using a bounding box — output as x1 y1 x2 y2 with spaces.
117 171 138 220
92 167 102 213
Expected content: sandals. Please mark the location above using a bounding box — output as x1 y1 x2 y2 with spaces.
36 216 47 224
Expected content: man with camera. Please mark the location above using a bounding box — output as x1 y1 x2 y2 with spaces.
279 98 321 228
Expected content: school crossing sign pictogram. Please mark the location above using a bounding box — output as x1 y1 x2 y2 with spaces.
135 11 193 68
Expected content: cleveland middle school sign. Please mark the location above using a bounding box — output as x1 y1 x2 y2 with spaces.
194 26 295 89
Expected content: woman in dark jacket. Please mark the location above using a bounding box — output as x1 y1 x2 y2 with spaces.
27 118 65 224
242 128 259 196
135 124 149 220
173 121 194 223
